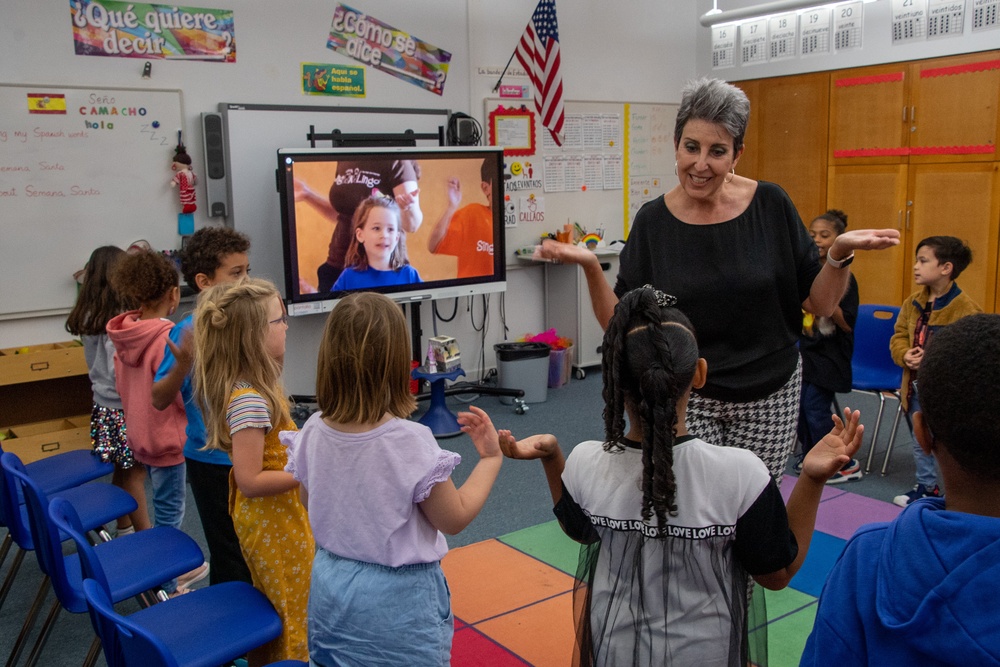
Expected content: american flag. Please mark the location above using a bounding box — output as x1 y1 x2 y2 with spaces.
514 0 565 146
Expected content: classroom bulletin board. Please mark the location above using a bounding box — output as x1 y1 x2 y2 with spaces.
0 84 184 318
486 99 679 256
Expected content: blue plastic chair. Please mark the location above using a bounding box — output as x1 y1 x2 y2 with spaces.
3 458 204 667
81 574 285 667
0 451 135 617
0 445 113 579
851 305 905 474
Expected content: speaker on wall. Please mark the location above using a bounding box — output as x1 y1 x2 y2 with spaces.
201 112 230 218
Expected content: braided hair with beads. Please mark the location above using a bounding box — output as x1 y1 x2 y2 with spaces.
601 286 700 532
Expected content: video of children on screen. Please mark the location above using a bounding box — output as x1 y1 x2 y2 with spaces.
330 195 423 292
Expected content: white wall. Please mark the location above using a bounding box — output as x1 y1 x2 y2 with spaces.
0 0 696 392
695 0 999 80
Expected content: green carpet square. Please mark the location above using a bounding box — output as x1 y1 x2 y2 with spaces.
499 520 580 575
765 599 819 667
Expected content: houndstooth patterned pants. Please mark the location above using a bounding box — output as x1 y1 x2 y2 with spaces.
686 358 802 486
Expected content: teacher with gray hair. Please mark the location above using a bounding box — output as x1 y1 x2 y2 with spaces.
540 77 899 481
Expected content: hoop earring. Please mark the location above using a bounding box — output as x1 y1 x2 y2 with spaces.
724 167 735 184
674 161 677 175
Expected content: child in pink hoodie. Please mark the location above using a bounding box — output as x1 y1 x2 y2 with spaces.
107 248 206 596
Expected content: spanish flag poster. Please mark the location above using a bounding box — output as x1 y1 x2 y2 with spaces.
27 93 67 114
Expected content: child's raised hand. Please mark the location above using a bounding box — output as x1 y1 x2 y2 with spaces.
456 406 502 459
444 177 462 207
165 328 194 371
802 408 864 483
498 432 559 461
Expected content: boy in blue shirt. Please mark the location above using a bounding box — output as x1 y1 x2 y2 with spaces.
152 226 253 587
801 314 1000 665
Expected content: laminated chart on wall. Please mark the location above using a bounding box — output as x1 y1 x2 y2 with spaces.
712 24 736 69
800 7 833 55
539 112 623 193
740 19 768 65
892 0 928 42
834 1 865 50
768 13 799 61
972 0 999 31
927 0 966 37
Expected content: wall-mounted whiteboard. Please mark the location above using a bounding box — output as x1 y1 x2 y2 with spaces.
0 84 184 318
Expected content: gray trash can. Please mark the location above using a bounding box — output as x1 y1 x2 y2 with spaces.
494 342 551 404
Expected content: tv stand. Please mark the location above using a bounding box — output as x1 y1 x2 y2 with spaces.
407 303 527 438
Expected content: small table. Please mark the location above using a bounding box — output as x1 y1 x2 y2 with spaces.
411 366 466 438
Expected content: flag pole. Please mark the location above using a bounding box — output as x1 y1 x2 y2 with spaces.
492 50 518 93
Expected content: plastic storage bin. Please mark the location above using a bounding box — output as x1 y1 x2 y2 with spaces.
548 345 574 388
494 342 551 404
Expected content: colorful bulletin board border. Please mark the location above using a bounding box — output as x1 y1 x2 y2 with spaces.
71 0 235 62
488 105 536 157
327 3 451 96
302 63 365 97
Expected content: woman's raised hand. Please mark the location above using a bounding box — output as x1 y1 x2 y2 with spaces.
538 239 600 266
831 228 901 256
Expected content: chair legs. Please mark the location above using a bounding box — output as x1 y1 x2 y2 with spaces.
0 546 26 613
22 598 61 667
4 576 50 667
81 637 102 667
880 406 913 477
863 393 889 473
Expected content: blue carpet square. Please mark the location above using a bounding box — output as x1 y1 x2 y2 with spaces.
789 531 847 597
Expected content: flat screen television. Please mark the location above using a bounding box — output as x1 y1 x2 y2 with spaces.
276 146 507 316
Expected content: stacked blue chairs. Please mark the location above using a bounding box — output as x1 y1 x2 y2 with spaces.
56 497 283 667
0 445 114 588
3 455 205 667
851 305 905 474
0 450 136 656
60 494 287 667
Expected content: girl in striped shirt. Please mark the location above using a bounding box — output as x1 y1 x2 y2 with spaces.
194 278 313 666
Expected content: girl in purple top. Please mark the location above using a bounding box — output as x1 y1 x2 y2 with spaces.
282 292 502 666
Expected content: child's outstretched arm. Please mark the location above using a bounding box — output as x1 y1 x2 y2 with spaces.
419 406 503 535
231 427 299 498
498 431 564 506
754 408 863 590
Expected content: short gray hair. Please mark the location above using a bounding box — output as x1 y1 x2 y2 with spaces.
673 78 750 152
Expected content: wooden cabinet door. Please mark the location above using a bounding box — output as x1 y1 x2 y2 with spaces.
908 162 1000 311
909 51 1000 164
733 79 759 181
830 64 910 165
828 164 909 306
755 72 830 221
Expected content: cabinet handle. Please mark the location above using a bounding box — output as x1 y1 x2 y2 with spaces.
905 210 911 230
902 106 908 122
910 106 915 122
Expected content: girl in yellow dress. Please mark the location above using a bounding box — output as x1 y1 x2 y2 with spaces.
194 277 313 666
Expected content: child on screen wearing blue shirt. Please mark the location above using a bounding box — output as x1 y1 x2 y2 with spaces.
331 195 422 292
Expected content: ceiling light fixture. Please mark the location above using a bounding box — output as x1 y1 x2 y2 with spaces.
701 0 878 26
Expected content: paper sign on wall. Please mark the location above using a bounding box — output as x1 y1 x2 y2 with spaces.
327 3 451 95
71 0 236 61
